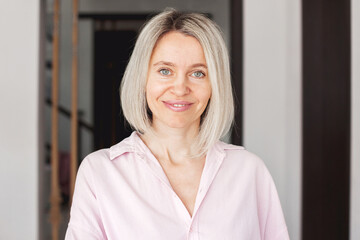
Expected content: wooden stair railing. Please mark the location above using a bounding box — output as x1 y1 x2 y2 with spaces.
50 0 79 239
70 0 79 207
50 0 61 239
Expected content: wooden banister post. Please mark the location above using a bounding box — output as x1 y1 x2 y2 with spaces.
50 0 61 239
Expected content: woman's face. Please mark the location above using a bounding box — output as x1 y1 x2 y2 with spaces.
146 31 212 131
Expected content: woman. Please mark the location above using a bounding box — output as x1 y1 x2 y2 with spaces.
65 9 289 240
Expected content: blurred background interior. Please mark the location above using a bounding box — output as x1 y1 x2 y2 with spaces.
0 0 359 239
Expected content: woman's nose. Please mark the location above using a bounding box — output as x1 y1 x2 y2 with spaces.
171 74 190 96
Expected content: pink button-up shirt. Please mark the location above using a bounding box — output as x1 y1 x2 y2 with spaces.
65 132 289 240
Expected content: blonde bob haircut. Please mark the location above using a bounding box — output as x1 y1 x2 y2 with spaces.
121 8 234 157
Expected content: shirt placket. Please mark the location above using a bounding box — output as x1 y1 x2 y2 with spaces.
187 214 200 240
187 150 225 240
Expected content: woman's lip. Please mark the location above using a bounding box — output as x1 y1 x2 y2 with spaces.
163 100 192 105
163 101 193 112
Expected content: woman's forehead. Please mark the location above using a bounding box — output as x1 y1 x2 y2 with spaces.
150 31 207 67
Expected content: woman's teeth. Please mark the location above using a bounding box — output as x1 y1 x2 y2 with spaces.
172 104 186 107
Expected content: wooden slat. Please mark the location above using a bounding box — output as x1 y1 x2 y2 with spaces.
50 0 61 239
70 0 79 206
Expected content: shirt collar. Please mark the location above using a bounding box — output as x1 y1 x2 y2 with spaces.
109 131 142 160
216 140 245 152
109 131 245 161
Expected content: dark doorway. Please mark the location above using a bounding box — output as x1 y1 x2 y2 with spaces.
230 0 243 145
302 0 351 239
78 14 152 150
93 29 137 150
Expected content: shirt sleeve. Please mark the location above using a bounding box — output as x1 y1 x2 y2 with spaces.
255 161 290 240
65 158 107 240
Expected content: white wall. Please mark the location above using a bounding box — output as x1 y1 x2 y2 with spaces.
0 1 41 239
351 0 360 239
243 0 301 239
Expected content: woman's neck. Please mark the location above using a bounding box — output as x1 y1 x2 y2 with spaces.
140 124 200 165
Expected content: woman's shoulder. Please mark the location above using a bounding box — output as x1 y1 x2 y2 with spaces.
215 141 277 192
216 141 262 161
79 132 139 170
214 141 268 171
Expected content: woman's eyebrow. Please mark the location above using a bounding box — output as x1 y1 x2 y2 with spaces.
191 63 208 69
153 61 175 67
153 61 207 69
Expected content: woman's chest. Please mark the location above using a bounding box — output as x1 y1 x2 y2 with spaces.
162 162 204 217
94 160 261 240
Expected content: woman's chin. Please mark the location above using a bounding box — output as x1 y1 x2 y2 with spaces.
153 118 199 132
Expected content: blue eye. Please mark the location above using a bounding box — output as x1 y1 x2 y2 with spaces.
192 71 205 78
159 69 171 75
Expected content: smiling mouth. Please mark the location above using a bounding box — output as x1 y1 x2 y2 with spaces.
163 101 192 112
